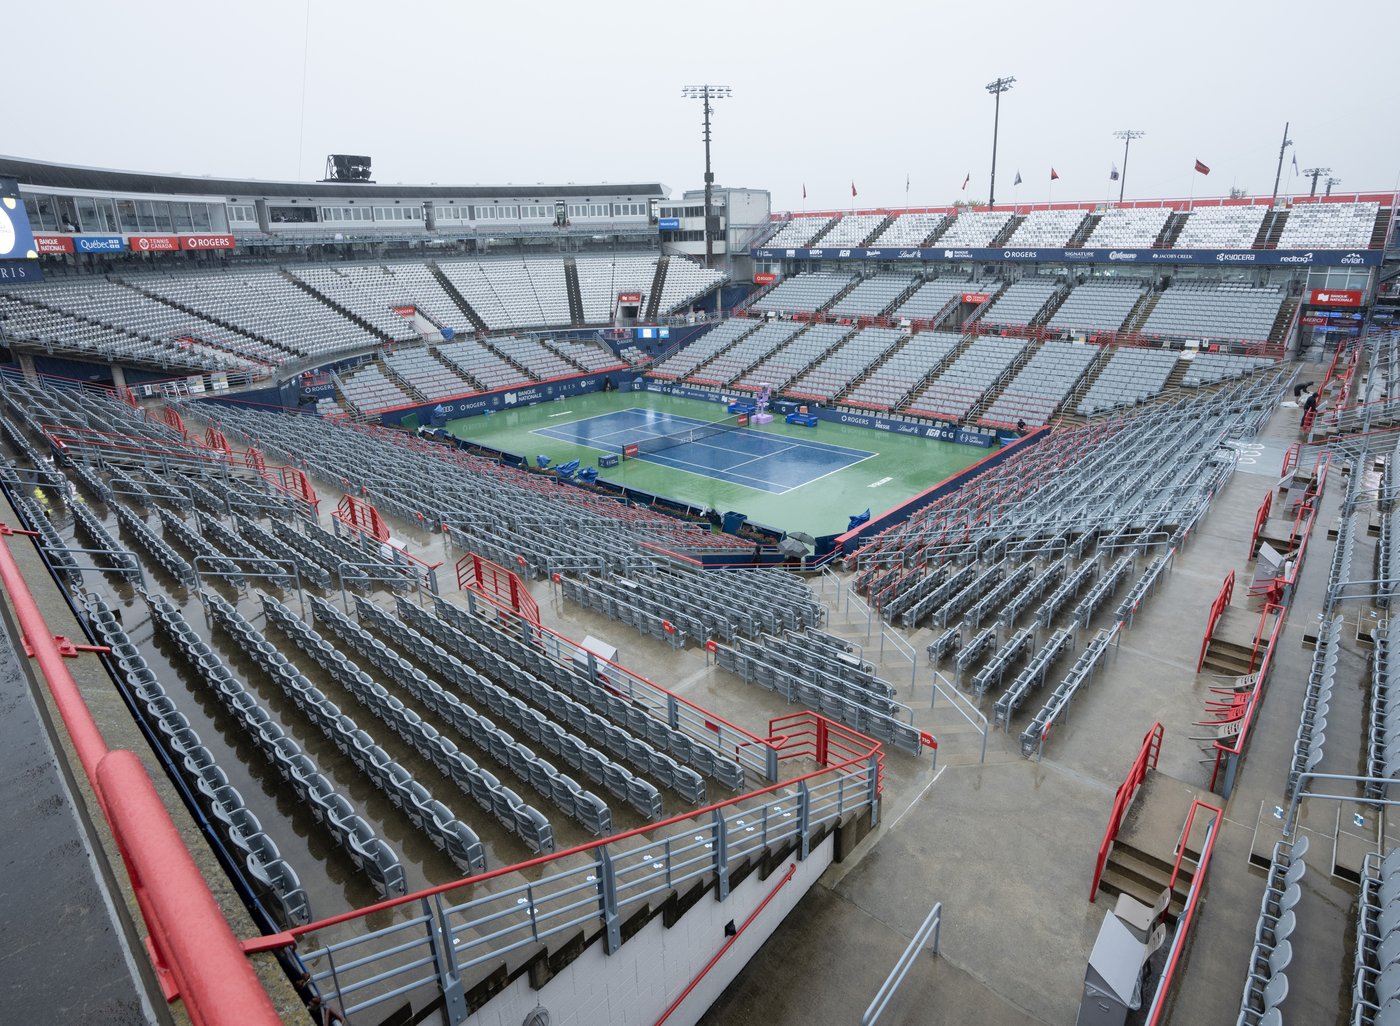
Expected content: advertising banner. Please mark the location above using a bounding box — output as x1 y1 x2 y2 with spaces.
0 177 38 260
129 235 180 252
1309 288 1364 307
751 245 1383 268
74 235 125 253
179 234 236 251
33 234 75 254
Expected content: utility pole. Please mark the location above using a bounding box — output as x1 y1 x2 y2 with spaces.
682 85 731 268
1270 121 1292 209
1302 167 1331 197
1112 129 1145 205
985 76 1016 210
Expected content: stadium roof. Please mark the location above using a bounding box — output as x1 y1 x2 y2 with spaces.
0 155 666 200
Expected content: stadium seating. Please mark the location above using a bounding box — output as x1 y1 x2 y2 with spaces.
905 337 1027 422
340 363 415 414
650 319 756 379
1180 353 1275 388
382 348 473 400
576 256 658 323
935 210 1014 247
291 267 422 341
892 276 974 322
977 277 1060 327
751 273 856 316
843 331 961 410
545 338 626 373
1276 201 1379 249
763 217 835 248
734 323 851 392
786 326 904 401
436 259 569 329
1004 210 1087 247
690 322 804 386
980 341 1100 427
868 213 945 248
1083 207 1172 248
1075 349 1180 415
437 338 531 391
658 259 725 312
1046 279 1147 335
816 214 886 248
1140 283 1286 343
489 334 577 380
1238 836 1306 1026
1174 206 1268 249
829 274 919 318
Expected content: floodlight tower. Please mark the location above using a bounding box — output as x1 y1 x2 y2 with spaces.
1270 122 1293 209
1302 167 1331 197
985 76 1016 209
682 85 732 268
1326 177 1342 198
1112 130 1145 204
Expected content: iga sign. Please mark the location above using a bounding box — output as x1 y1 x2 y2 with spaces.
33 234 75 254
1309 288 1363 307
130 235 180 252
180 234 236 251
753 272 777 285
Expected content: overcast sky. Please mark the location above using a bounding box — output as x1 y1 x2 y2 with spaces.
11 0 1398 211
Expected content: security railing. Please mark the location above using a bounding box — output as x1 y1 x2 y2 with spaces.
279 711 880 1025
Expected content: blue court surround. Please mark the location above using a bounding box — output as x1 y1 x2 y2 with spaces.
531 407 875 494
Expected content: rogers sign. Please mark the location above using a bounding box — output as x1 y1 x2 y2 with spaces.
180 234 236 251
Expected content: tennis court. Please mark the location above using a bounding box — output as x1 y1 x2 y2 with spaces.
443 392 986 536
531 408 875 494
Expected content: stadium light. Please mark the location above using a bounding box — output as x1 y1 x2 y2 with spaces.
985 76 1015 210
1112 130 1145 205
682 85 732 268
1301 167 1331 197
1270 122 1292 209
1325 176 1342 198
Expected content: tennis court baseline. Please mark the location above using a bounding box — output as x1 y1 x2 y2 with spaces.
531 408 875 494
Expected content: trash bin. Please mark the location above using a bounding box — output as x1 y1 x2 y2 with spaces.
1076 911 1147 1026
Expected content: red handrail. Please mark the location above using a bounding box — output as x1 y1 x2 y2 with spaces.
1089 722 1164 902
456 551 540 625
0 528 281 1026
1196 571 1236 672
1144 800 1222 1026
1247 490 1273 560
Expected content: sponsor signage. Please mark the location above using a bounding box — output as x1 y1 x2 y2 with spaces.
961 292 991 304
179 234 236 251
1299 314 1329 326
658 217 681 230
33 234 75 254
73 234 125 253
750 245 1383 268
392 305 417 316
129 235 180 252
0 177 38 260
0 262 43 284
1309 288 1363 307
617 293 642 304
753 272 777 285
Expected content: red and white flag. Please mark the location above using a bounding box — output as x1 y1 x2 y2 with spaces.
1050 168 1060 181
1194 159 1211 176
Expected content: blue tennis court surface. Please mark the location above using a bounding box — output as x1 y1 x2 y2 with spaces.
531 407 876 494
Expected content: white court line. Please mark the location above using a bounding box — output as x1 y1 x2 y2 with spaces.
546 410 574 418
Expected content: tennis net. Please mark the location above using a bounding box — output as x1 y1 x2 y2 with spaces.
626 413 748 457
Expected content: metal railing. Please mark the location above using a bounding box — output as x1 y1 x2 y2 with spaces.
282 715 880 1025
862 900 943 1025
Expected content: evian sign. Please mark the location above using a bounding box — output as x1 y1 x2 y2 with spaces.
1310 288 1363 307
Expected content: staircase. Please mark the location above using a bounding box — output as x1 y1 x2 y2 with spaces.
965 341 1038 423
563 258 585 327
1268 299 1299 351
1254 209 1288 249
281 270 393 342
1371 208 1393 251
805 217 840 248
879 277 926 318
1095 774 1203 924
643 257 669 321
1198 606 1259 676
428 262 490 334
818 274 867 315
679 320 765 382
860 215 896 247
1031 282 1074 327
1065 214 1101 248
893 333 980 414
1123 291 1161 335
1155 212 1189 249
920 215 954 246
990 216 1024 247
